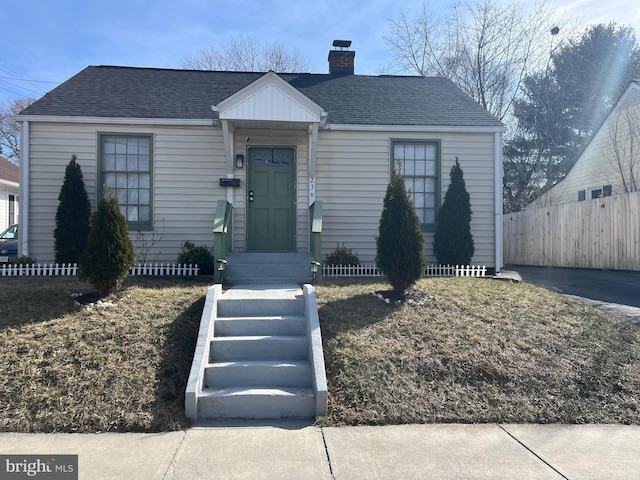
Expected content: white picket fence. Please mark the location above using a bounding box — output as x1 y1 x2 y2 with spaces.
1 263 199 277
3 261 485 279
322 263 487 278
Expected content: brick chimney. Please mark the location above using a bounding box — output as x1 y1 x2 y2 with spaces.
328 40 355 75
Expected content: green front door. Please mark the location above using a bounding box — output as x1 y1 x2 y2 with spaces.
247 147 296 251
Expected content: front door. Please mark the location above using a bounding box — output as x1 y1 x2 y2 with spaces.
247 147 296 251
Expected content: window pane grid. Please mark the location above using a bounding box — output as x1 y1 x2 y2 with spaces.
394 141 438 227
102 135 152 226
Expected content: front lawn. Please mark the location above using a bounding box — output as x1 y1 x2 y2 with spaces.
0 276 638 432
315 278 640 425
0 276 211 432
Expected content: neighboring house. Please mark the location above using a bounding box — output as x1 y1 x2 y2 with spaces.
530 80 640 208
0 156 19 230
17 41 505 272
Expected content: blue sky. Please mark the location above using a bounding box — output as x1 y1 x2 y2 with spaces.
1 0 639 103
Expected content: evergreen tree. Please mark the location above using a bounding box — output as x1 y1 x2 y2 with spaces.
54 155 91 264
504 23 640 211
79 190 136 296
434 159 474 265
376 170 425 294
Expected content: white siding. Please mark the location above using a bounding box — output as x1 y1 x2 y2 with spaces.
531 91 640 208
26 122 227 263
25 122 497 269
0 182 19 230
316 130 497 268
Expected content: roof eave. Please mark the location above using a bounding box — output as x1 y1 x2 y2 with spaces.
15 115 215 126
324 123 506 133
0 179 19 188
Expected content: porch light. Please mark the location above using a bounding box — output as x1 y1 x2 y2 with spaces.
235 154 244 169
217 259 227 271
311 261 321 281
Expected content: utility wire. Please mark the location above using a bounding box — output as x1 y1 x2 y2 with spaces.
0 63 49 95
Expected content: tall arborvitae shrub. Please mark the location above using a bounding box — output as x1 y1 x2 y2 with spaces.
54 155 91 264
433 158 474 265
376 170 425 294
79 190 136 296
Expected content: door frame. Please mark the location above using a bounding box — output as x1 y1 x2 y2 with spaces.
245 145 297 251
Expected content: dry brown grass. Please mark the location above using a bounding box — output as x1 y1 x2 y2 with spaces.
1 275 638 432
315 277 640 426
0 276 211 432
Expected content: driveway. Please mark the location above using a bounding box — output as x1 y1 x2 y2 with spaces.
504 265 640 325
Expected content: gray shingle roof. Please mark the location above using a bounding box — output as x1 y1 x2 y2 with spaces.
20 66 503 128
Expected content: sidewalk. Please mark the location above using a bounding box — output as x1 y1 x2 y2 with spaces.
2 423 640 479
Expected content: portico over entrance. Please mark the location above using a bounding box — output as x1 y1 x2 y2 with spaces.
213 71 327 254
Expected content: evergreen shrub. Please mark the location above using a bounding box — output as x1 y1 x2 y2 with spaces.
79 190 136 296
325 243 360 266
433 159 475 266
54 155 91 264
177 241 215 275
376 170 425 294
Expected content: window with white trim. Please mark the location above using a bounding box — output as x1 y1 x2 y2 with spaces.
392 140 440 229
579 185 612 201
100 134 153 230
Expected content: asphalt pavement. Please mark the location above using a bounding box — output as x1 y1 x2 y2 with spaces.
501 265 640 326
505 265 640 308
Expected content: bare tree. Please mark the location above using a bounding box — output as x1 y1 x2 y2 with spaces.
0 97 35 164
607 104 640 193
183 35 309 73
385 0 556 121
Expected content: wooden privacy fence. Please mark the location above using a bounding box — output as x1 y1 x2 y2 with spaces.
503 190 640 270
1 263 199 277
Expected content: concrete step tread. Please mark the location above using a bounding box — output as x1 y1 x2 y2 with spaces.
202 386 314 397
208 360 311 368
212 335 307 341
216 314 305 321
220 285 303 300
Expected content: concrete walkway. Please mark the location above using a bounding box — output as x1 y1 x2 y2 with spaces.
2 423 640 479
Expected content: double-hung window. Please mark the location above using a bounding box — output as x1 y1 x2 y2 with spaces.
392 140 440 230
100 134 153 230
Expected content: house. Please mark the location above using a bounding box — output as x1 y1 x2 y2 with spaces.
0 156 19 231
17 41 505 274
529 80 640 208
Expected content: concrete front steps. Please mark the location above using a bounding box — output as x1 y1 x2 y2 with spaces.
223 252 314 284
185 284 327 421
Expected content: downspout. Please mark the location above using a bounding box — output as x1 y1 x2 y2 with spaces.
494 131 502 274
20 120 29 257
217 113 235 206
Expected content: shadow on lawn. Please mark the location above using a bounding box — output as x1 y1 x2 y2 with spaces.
149 295 206 431
318 293 397 338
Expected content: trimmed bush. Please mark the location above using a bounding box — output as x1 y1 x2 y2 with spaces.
325 243 360 266
79 190 136 296
54 155 91 264
177 241 215 275
9 256 38 266
376 170 425 294
434 159 475 266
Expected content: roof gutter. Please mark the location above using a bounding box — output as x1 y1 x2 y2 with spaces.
16 115 215 126
494 131 503 273
20 120 29 257
0 179 19 189
324 123 506 133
